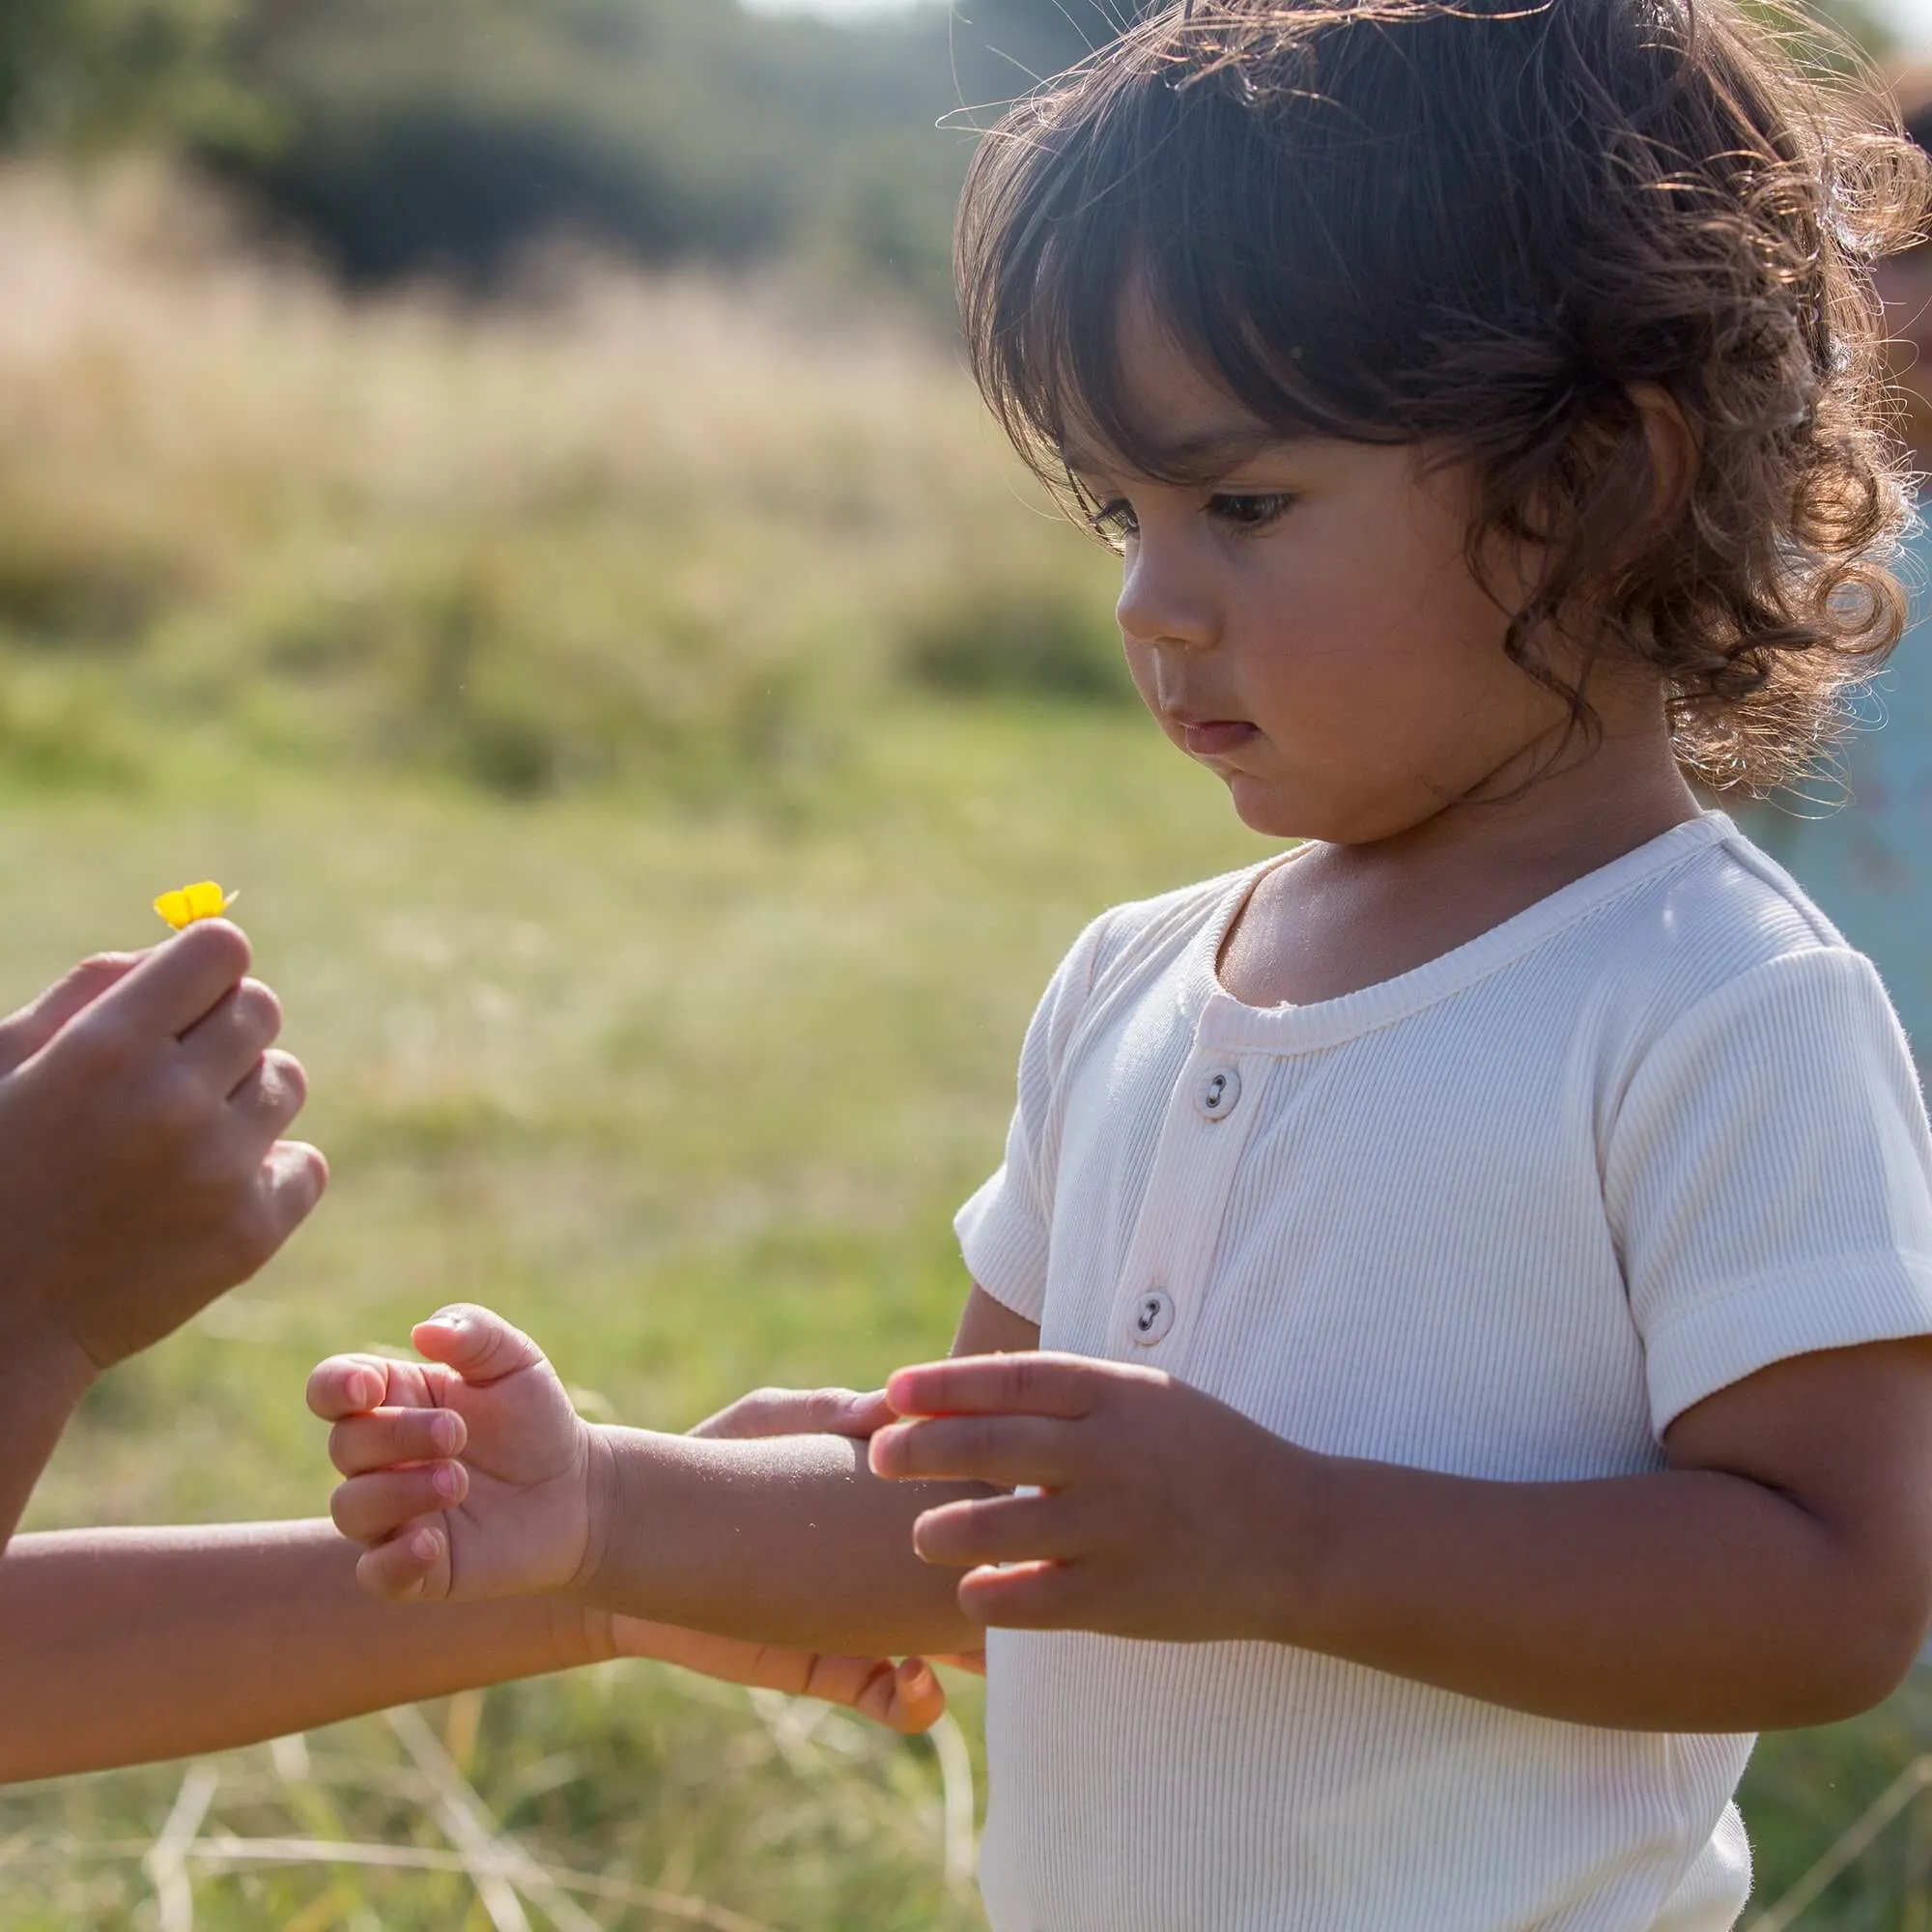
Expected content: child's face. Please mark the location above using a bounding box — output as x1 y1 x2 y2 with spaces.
1069 298 1588 845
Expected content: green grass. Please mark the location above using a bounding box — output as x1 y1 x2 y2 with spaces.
0 704 1264 1930
3 716 1932 1927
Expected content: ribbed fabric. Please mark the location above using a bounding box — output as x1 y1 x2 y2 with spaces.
954 810 1932 1932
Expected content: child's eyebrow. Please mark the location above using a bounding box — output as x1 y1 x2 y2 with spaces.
1061 423 1298 484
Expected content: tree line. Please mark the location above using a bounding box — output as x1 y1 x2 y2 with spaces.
0 0 1144 308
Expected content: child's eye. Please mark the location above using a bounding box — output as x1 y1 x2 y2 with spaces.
1087 498 1140 546
1208 492 1296 530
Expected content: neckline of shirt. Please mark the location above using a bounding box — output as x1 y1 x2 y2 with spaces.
1186 810 1737 1053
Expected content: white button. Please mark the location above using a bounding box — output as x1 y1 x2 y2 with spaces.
1197 1067 1241 1121
1131 1289 1176 1346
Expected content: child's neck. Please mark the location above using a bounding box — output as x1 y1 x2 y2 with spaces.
1217 704 1704 1010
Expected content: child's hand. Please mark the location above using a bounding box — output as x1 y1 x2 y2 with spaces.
591 1605 948 1735
315 1321 962 1730
615 1382 968 1726
309 1305 594 1604
869 1351 1318 1643
0 923 327 1374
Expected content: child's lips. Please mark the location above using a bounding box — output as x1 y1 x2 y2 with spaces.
1179 719 1259 757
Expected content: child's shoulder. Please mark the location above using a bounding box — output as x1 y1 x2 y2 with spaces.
1069 860 1267 987
1591 812 1852 994
1573 813 1892 1085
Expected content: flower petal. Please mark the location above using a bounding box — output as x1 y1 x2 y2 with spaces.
153 881 233 931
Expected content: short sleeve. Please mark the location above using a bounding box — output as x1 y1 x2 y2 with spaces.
954 911 1114 1323
1605 945 1932 1437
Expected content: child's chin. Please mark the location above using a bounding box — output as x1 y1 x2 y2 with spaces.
1222 774 1310 842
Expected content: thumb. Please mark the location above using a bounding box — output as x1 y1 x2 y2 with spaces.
0 952 144 1076
412 1304 550 1385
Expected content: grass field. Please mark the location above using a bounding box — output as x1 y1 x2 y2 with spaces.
0 712 1259 1931
3 160 1932 1929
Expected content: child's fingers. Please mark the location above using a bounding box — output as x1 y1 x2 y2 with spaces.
179 977 284 1091
308 1348 448 1421
330 1463 468 1545
955 1558 1077 1630
598 1623 943 1734
412 1304 548 1385
912 1492 1078 1570
886 1351 1122 1423
355 1521 452 1604
689 1385 894 1441
328 1406 467 1477
869 1413 1076 1486
834 1655 946 1735
308 1353 409 1420
92 920 252 1040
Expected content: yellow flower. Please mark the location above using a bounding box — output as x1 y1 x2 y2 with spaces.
153 881 238 931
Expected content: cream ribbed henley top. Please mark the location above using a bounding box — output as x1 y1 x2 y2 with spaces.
954 811 1932 1932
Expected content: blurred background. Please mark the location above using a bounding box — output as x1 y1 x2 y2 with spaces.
0 2 1930 1926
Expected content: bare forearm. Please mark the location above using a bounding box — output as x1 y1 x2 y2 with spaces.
0 1520 586 1782
1293 1457 1916 1729
0 1336 95 1554
582 1428 986 1655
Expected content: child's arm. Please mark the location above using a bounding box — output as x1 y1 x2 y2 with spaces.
0 926 326 1548
0 1378 965 1785
870 1335 1932 1731
314 1302 1015 1658
0 1520 947 1783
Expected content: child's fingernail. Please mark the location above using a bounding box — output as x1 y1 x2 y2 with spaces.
432 1413 459 1453
433 1463 461 1498
412 1528 441 1563
902 1660 936 1692
349 1373 376 1408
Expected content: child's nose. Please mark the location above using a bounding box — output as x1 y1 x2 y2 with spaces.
1117 544 1218 654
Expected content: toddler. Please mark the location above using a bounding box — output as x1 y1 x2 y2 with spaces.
317 2 1932 1925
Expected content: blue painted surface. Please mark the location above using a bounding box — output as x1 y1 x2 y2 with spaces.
1739 516 1932 1071
1734 514 1932 1669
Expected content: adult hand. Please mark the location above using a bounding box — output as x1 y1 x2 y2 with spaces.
0 923 326 1376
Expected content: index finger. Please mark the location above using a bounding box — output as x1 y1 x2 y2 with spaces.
96 921 252 1038
885 1351 1110 1422
307 1352 438 1421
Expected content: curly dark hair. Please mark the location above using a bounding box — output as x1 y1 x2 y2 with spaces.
956 0 1929 795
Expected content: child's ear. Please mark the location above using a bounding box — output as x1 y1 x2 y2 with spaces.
1625 382 1700 537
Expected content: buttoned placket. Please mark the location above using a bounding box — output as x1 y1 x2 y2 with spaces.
1108 1011 1272 1365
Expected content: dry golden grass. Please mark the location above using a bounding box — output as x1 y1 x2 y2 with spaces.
0 161 1123 803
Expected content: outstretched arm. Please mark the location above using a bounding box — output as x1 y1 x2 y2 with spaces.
2 1362 988 1784
0 1520 577 1782
0 1511 950 1784
317 1301 1026 1658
